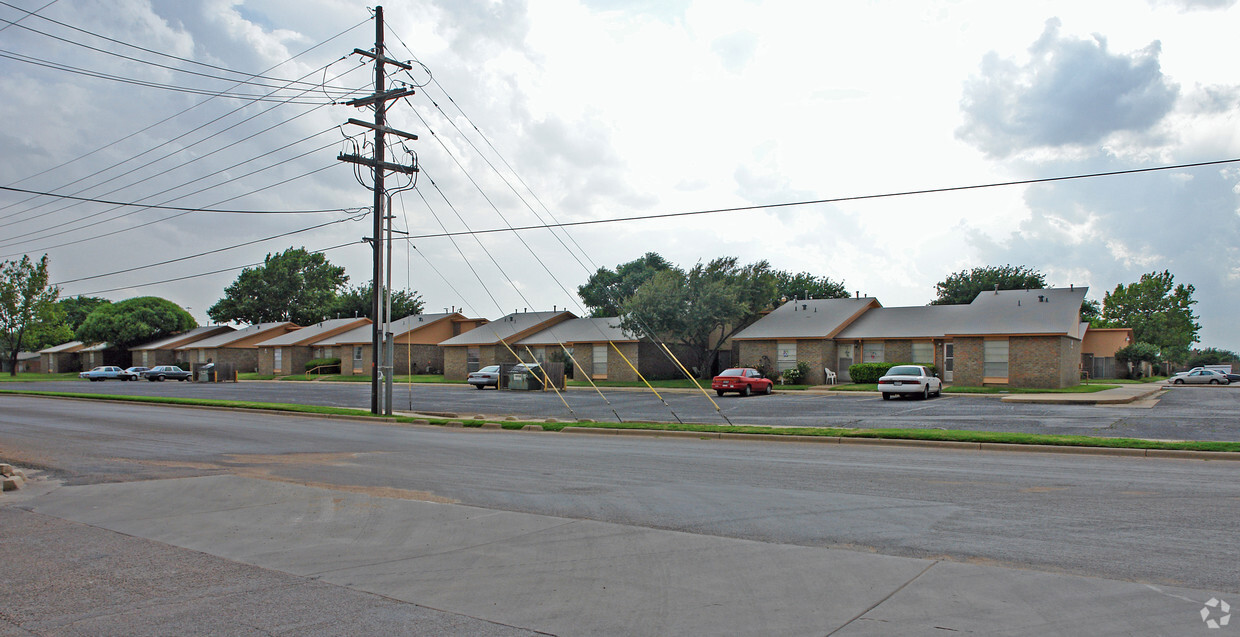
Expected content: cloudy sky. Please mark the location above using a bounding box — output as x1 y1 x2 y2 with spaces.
2 0 1238 349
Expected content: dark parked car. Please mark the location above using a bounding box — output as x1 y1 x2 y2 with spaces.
143 365 191 381
711 367 773 397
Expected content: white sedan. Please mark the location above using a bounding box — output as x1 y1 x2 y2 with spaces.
878 365 943 400
1169 369 1230 385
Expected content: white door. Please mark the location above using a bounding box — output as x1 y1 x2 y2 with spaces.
838 344 854 382
943 342 954 383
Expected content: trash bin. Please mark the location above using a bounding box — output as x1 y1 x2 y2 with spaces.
198 369 210 382
509 371 528 390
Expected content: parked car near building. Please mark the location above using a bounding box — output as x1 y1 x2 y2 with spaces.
143 365 192 382
711 367 773 396
1169 369 1230 385
467 365 501 389
123 367 150 381
878 365 942 400
79 366 131 381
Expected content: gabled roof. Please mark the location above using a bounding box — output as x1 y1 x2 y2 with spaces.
79 342 110 352
836 304 972 340
130 325 234 351
39 340 85 354
516 317 636 346
178 322 299 350
945 287 1087 337
318 312 475 346
256 317 371 347
732 298 881 340
440 311 575 346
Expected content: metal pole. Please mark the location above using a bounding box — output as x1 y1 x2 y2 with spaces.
384 192 395 415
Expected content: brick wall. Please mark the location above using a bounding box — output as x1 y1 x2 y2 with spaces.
884 340 913 365
952 337 985 386
737 340 777 372
1010 336 1079 389
444 347 467 380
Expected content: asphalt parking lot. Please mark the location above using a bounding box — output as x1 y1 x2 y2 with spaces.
5 380 1239 442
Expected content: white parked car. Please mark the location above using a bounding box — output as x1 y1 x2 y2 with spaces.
1169 369 1230 385
878 365 942 400
467 365 501 389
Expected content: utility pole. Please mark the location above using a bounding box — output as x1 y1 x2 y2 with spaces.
338 5 417 414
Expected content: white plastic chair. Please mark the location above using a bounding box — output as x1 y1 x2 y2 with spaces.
823 367 837 385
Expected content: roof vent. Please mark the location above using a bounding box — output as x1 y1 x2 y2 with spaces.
802 304 808 311
1038 295 1045 303
994 284 999 294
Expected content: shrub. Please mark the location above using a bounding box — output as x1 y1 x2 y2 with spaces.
781 361 811 384
750 355 775 380
848 362 938 384
305 357 341 374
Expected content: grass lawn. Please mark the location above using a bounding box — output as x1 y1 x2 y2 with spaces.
831 383 1118 394
0 372 80 382
3 387 1237 454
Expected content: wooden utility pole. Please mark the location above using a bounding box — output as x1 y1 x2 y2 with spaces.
338 5 417 414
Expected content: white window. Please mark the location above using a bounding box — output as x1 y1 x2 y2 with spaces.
353 346 363 361
776 341 797 372
197 349 206 363
274 348 283 372
141 351 149 366
863 342 884 363
984 340 1009 379
912 341 934 365
592 344 608 378
466 347 480 373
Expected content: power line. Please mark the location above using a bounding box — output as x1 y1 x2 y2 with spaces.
62 241 361 297
0 185 354 215
395 157 1240 242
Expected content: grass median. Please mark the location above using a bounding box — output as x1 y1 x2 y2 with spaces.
3 387 1236 454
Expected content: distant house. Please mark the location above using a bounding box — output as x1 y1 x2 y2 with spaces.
314 312 488 376
129 326 235 368
39 341 86 373
515 317 692 382
1080 327 1134 379
175 322 300 373
79 342 127 369
440 311 576 380
255 318 372 376
732 287 1090 389
1 351 40 373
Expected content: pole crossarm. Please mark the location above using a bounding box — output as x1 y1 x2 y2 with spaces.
337 153 418 174
344 87 416 108
352 47 413 70
346 118 418 141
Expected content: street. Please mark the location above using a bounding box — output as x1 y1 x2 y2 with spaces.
1 394 1238 634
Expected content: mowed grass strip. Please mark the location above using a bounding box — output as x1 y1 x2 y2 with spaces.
3 389 1235 454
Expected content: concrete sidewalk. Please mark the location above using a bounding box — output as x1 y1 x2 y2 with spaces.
6 473 1225 636
998 382 1166 405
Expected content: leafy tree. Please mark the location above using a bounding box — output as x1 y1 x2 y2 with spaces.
330 282 424 320
208 247 348 325
773 270 849 302
1184 347 1240 369
0 255 67 375
59 296 111 332
930 265 1046 305
620 257 777 377
1080 297 1103 325
578 252 673 317
1101 270 1199 363
1114 342 1161 379
76 296 197 349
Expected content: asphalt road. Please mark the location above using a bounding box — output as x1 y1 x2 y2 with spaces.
6 378 1240 441
2 394 1237 592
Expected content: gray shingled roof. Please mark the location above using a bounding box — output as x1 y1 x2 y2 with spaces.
38 340 85 354
257 318 371 347
177 322 297 349
130 325 234 351
317 312 466 346
837 287 1088 340
440 311 575 346
516 317 636 345
731 298 880 340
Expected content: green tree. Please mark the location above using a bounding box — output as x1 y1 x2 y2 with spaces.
578 252 673 317
773 270 849 302
208 247 348 325
0 255 67 375
1101 270 1199 362
620 257 778 377
59 296 111 332
1114 342 1161 379
76 296 197 349
1184 347 1239 369
930 265 1046 305
1080 297 1103 325
330 282 424 320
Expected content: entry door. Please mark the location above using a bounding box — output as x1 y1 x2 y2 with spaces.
838 344 854 382
943 342 954 383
